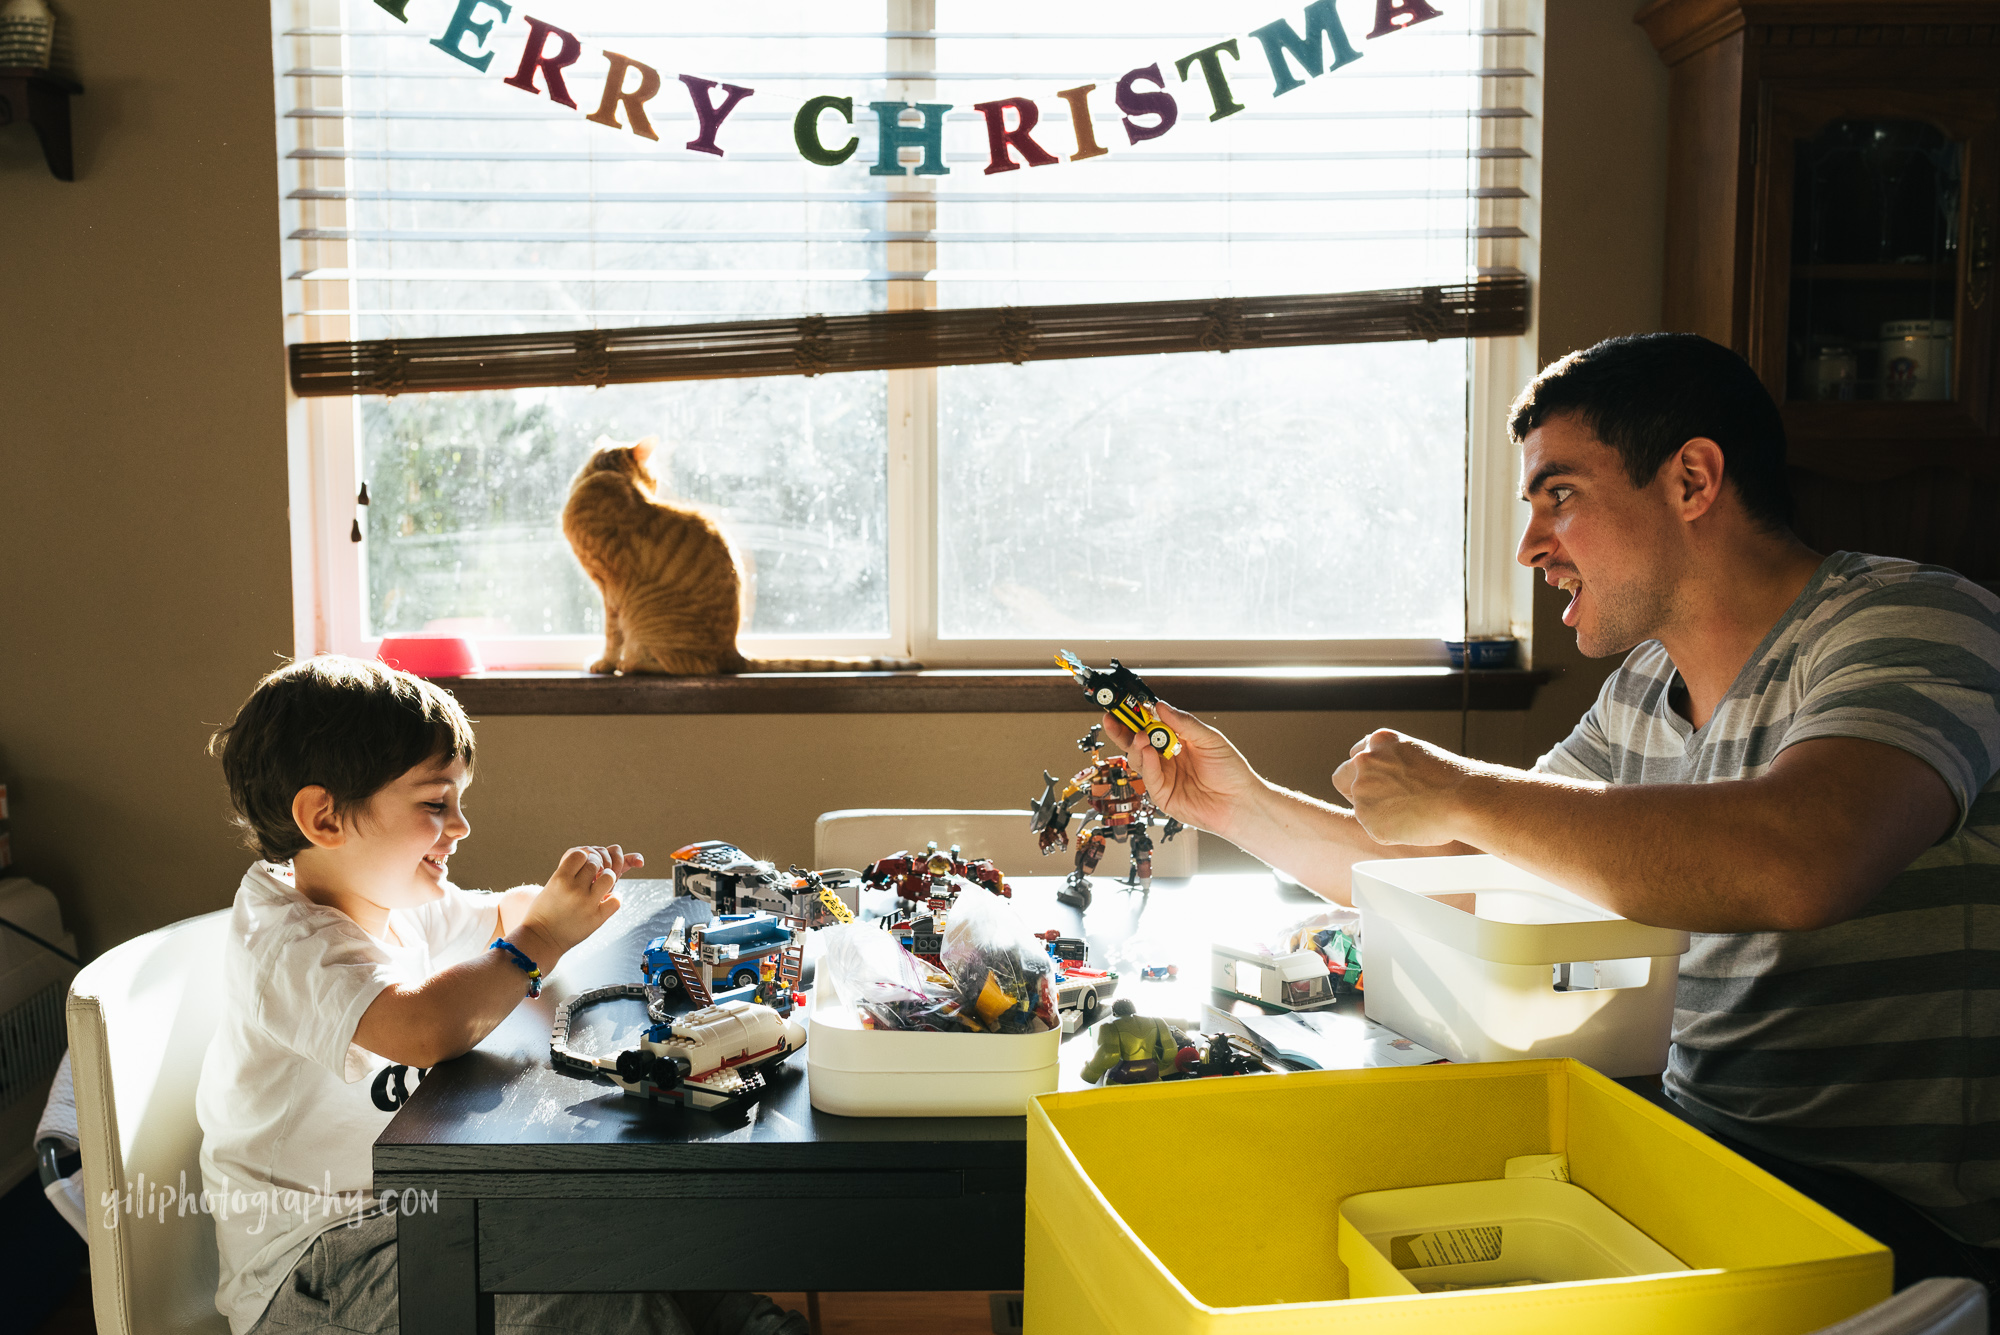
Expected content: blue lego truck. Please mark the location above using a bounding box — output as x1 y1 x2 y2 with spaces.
643 912 798 998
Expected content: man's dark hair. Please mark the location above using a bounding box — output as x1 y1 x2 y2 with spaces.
210 656 475 862
1509 333 1794 531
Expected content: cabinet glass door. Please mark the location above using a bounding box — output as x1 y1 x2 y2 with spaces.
1756 86 1995 444
1788 119 1960 404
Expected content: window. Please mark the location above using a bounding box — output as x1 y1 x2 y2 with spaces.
279 0 1537 669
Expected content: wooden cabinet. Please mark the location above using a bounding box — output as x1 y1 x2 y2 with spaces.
1638 2 2000 580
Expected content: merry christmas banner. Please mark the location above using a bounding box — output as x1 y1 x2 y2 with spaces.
369 0 1445 173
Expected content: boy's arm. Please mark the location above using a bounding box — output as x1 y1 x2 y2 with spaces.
353 939 561 1069
355 846 637 1069
494 885 538 940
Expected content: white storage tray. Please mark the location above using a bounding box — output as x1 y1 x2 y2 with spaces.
1339 1177 1688 1296
1353 855 1690 1076
805 987 1059 1117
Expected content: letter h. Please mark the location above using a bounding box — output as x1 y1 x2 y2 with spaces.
868 101 951 177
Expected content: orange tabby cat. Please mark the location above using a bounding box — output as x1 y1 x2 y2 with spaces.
562 438 917 674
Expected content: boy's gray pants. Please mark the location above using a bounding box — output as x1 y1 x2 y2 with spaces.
249 1210 807 1335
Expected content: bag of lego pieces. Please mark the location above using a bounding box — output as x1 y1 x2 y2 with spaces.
1282 906 1365 997
939 885 1057 1034
815 921 964 1031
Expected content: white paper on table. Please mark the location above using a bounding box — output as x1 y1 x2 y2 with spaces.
1202 1005 1447 1070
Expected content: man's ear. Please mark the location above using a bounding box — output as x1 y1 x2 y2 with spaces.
1672 437 1727 521
291 786 347 850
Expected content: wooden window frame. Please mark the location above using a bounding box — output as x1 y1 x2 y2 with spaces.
281 0 1543 678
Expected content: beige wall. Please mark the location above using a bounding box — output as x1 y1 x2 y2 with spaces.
450 709 1534 892
0 2 1666 956
0 1 294 954
1523 0 1671 754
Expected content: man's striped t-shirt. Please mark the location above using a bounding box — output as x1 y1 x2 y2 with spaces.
1536 551 2000 1244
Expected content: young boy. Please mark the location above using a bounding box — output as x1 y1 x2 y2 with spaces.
195 656 805 1335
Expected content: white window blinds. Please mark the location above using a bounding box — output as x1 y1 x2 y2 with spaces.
281 0 1530 343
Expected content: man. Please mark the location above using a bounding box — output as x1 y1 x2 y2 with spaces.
1108 334 2000 1288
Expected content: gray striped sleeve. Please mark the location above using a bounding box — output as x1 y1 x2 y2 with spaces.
1533 648 1652 780
1783 583 2000 832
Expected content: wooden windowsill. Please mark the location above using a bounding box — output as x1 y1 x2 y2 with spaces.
430 667 1554 716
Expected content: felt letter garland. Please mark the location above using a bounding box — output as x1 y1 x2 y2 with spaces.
429 0 512 73
1369 0 1445 37
973 97 1059 175
1174 40 1245 122
1115 64 1177 145
680 75 755 157
587 51 662 141
868 101 951 177
1055 85 1110 162
1250 1 1363 97
504 17 582 108
795 95 859 166
395 5 1438 170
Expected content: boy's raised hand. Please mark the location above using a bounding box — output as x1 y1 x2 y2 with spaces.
1100 701 1265 840
513 844 643 970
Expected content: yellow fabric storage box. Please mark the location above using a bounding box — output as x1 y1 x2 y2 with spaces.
1026 1060 1890 1334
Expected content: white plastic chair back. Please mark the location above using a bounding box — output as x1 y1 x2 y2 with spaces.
814 808 1197 881
67 910 232 1335
1809 1279 1987 1335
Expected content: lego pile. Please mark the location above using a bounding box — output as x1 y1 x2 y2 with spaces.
819 888 1057 1035
1283 908 1365 999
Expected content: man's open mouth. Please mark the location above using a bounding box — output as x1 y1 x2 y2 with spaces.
1556 575 1583 627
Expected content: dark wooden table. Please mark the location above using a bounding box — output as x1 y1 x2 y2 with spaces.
377 871 1327 1333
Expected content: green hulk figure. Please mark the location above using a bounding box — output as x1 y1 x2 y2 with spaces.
1080 999 1185 1084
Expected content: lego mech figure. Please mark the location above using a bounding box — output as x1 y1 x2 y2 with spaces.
863 841 1012 967
860 842 1012 908
1030 725 1183 911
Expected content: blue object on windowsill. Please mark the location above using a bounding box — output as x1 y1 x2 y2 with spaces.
1445 638 1519 669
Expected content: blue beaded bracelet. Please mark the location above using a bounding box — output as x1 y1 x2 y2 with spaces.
489 939 543 998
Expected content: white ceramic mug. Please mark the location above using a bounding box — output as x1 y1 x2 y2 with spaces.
1879 319 1954 401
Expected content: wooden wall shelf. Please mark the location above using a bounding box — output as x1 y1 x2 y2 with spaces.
1791 264 1955 282
0 67 81 181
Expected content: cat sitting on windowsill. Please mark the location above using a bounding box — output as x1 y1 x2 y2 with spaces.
562 437 920 675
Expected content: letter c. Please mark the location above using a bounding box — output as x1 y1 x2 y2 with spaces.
795 95 858 166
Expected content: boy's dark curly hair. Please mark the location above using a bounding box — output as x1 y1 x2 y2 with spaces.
210 656 475 862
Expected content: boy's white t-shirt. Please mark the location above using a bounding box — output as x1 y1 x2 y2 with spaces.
194 861 499 1334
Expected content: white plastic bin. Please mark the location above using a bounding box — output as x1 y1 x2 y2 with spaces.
805 987 1059 1117
1339 1177 1689 1296
1353 855 1690 1076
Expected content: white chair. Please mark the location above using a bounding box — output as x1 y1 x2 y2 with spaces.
1808 1279 1986 1335
68 910 232 1335
814 809 1197 881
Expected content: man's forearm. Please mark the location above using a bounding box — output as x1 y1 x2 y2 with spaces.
1227 780 1471 904
1448 767 1842 932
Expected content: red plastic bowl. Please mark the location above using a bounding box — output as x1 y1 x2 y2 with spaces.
377 635 484 678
